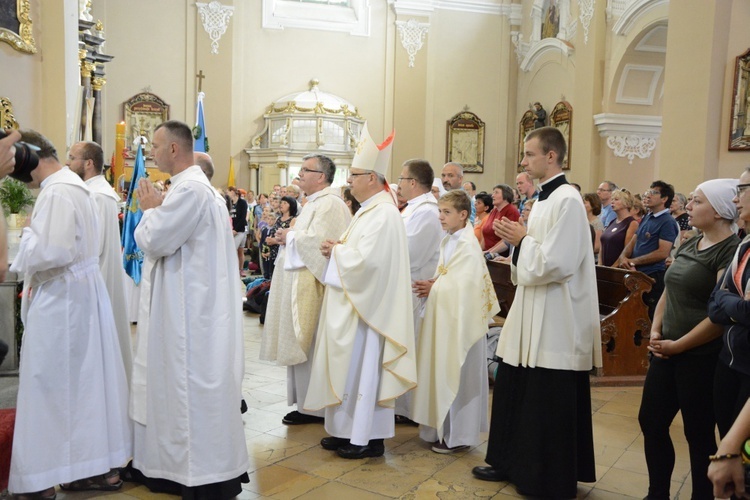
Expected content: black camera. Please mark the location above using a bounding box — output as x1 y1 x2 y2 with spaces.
0 129 40 183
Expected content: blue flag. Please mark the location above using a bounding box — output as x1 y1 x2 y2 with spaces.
122 144 146 285
194 92 208 152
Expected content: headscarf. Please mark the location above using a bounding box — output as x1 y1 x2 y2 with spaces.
696 178 738 222
432 178 447 197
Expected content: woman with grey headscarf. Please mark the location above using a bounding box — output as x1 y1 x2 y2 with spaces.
639 178 740 500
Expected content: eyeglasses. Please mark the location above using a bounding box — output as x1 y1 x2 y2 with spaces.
643 189 661 197
348 172 371 178
300 167 324 174
397 177 415 182
736 183 750 197
596 188 612 192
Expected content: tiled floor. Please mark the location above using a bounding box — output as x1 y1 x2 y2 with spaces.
46 315 695 499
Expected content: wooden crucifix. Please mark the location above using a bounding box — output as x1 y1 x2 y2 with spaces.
196 70 206 92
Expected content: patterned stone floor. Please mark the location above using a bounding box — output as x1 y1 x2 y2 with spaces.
31 315 695 499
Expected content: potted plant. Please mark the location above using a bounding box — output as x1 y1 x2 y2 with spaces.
0 177 35 229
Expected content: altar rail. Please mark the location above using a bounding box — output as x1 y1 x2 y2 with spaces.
486 261 654 385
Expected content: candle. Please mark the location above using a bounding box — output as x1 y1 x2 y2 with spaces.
114 121 125 192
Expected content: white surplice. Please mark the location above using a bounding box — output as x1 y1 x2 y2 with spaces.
497 183 602 371
304 190 417 446
395 192 442 419
9 167 132 493
86 174 133 385
131 165 248 486
260 187 351 417
411 228 497 446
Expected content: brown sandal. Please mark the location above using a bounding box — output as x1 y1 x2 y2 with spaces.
9 487 57 499
60 471 122 492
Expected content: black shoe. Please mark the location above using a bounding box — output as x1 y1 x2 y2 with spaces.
240 399 248 414
471 466 507 482
282 411 324 425
337 439 385 459
394 415 419 426
320 436 350 450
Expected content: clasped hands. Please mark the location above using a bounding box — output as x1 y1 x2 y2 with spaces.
412 279 435 298
492 217 526 247
320 239 341 259
136 178 164 211
647 332 681 359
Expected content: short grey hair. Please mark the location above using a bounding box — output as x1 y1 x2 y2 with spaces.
302 154 336 184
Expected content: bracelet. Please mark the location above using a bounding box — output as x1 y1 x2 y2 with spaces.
708 453 741 462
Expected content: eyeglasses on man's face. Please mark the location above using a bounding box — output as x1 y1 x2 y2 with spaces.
299 167 324 174
736 183 750 197
643 189 661 198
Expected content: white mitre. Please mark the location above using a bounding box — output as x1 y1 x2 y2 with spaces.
351 122 395 176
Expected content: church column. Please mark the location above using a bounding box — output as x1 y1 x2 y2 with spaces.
193 0 235 187
659 1 732 186
390 4 431 172
91 76 105 145
571 0 607 188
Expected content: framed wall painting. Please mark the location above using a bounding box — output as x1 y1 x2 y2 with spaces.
446 110 485 173
550 100 572 169
0 0 36 54
729 48 750 150
517 109 535 170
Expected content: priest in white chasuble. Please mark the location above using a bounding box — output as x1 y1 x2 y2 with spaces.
8 131 132 498
473 127 602 498
305 123 417 459
411 190 499 453
394 158 442 423
130 121 248 499
68 140 133 385
260 153 351 425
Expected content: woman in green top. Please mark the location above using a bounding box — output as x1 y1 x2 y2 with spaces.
638 178 740 500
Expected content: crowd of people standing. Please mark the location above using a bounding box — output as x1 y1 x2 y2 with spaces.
5 119 750 498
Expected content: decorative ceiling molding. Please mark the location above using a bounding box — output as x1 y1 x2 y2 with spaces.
605 135 657 163
395 19 429 68
613 0 669 36
519 37 574 72
262 0 371 37
593 113 661 163
579 0 595 44
615 64 663 105
389 0 521 18
196 1 234 54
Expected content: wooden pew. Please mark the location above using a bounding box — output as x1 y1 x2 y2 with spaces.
486 261 654 385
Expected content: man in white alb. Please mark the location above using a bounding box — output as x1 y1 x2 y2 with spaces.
261 153 351 425
9 130 131 498
129 121 248 499
68 140 133 384
394 158 442 423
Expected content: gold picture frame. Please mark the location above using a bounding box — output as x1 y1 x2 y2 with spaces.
729 48 750 150
549 101 572 170
517 110 535 171
446 111 485 173
122 92 170 158
0 0 37 54
0 97 19 129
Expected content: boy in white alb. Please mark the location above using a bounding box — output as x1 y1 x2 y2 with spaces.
411 190 500 453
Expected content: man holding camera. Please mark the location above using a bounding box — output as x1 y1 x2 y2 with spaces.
7 130 132 498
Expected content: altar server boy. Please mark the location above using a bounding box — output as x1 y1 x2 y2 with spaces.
411 190 500 453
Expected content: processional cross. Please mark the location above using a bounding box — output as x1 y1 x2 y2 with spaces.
196 70 206 92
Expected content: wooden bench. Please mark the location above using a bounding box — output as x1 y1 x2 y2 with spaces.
486 261 654 385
